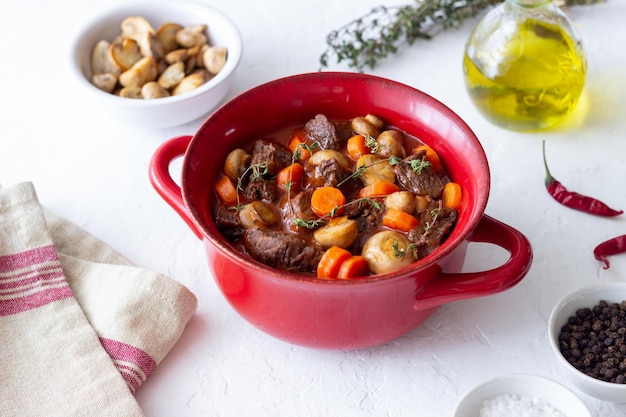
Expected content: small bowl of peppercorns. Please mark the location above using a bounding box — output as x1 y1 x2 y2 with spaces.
549 281 626 403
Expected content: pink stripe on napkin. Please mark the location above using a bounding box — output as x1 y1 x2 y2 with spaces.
100 338 158 393
0 245 72 316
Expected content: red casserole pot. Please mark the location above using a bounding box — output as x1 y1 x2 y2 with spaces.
149 72 533 350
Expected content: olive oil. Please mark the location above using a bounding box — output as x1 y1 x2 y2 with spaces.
463 1 586 131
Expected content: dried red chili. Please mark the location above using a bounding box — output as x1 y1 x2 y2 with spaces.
594 235 626 269
542 141 623 217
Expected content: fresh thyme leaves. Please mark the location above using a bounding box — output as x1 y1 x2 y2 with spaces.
423 203 442 236
392 240 404 257
293 141 319 161
410 157 431 174
392 241 418 260
286 141 320 217
319 0 604 71
251 162 269 180
231 161 269 211
337 164 367 187
365 135 380 153
237 162 268 191
336 155 401 188
293 197 381 229
293 218 326 229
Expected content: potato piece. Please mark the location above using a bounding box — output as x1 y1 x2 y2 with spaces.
384 191 416 214
239 201 279 229
118 86 143 99
118 56 158 88
156 22 184 54
91 73 118 93
376 130 405 158
172 69 211 95
141 81 170 99
203 46 228 74
313 216 358 249
223 149 251 182
362 231 415 274
175 24 208 48
356 154 396 186
158 62 185 89
91 40 121 75
109 38 142 71
307 149 349 169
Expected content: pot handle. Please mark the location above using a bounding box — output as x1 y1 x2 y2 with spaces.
414 215 533 310
148 135 203 239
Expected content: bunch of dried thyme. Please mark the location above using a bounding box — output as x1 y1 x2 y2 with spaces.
319 0 606 71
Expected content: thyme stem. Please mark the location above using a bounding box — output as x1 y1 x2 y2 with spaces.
319 0 605 71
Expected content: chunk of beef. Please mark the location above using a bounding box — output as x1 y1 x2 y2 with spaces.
408 200 457 258
288 190 316 221
333 119 354 142
305 114 341 150
215 204 243 241
243 179 279 202
306 157 350 188
395 151 445 198
250 139 292 177
243 228 324 273
344 199 384 235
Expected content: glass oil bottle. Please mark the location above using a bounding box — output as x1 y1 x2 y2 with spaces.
463 0 586 131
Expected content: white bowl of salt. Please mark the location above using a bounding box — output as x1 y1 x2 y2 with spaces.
453 374 591 417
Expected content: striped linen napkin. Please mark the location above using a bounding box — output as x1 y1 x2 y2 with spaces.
0 182 197 416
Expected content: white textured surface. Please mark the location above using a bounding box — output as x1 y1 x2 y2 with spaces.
1 0 626 416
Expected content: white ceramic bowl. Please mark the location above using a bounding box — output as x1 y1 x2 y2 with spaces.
549 281 626 403
454 374 591 417
70 1 242 128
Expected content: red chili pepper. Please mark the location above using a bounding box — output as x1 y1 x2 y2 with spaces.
542 141 623 217
594 234 626 269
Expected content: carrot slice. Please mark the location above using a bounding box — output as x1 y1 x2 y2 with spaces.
288 132 311 161
311 186 346 217
337 255 369 279
443 182 462 210
382 208 419 232
277 163 305 193
214 176 238 206
346 134 371 160
357 181 399 199
317 246 352 279
413 144 443 173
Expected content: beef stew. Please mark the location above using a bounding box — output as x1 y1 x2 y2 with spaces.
213 113 460 278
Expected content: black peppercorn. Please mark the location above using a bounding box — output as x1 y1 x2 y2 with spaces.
559 300 626 384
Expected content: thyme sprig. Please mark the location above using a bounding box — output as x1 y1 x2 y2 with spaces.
229 161 269 211
286 141 320 217
320 0 605 71
410 157 431 174
392 240 419 260
293 197 382 229
365 135 380 153
337 154 402 188
423 201 443 236
236 162 268 192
